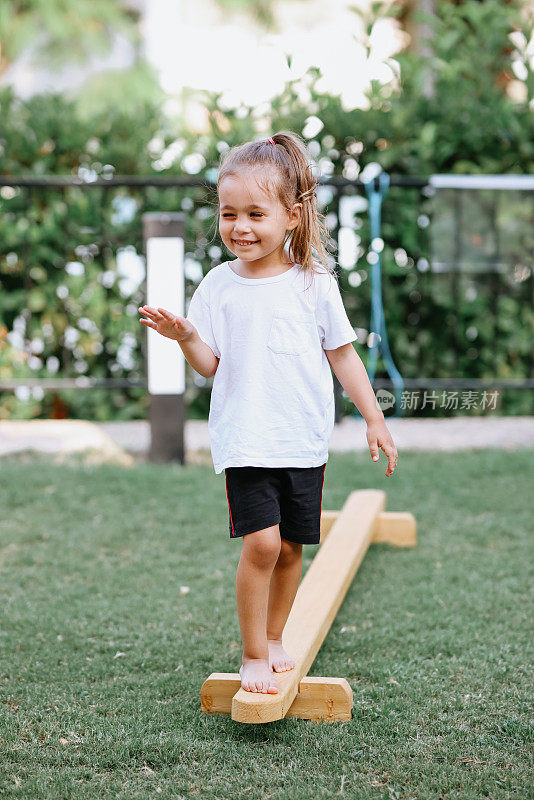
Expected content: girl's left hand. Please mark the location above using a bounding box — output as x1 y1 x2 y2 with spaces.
366 419 398 476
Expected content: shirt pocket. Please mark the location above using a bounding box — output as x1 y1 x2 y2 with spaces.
267 308 315 355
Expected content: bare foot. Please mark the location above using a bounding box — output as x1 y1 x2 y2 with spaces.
267 638 296 672
239 659 279 693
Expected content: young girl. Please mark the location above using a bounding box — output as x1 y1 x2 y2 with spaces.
139 130 398 696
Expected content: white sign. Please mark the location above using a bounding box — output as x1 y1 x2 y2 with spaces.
146 236 185 395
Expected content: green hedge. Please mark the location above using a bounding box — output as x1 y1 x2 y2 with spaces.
1 0 532 420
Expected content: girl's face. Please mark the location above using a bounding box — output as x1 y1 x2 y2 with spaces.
218 174 301 265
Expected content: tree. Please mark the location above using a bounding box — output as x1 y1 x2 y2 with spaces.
0 0 139 79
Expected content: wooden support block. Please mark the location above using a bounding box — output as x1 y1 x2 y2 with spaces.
201 674 353 722
320 510 417 547
319 510 339 539
373 511 417 547
230 490 386 723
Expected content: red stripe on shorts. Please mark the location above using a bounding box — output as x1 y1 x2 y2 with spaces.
225 471 236 536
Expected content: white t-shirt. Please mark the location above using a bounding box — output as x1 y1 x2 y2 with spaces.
185 260 358 474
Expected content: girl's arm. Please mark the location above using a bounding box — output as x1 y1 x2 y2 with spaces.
179 329 220 378
324 343 398 476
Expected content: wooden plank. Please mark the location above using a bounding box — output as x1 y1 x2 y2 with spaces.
321 510 417 547
231 490 386 723
201 674 353 721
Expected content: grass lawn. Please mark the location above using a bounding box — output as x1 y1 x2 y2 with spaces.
0 448 532 800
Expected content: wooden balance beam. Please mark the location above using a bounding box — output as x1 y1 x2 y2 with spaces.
201 489 416 723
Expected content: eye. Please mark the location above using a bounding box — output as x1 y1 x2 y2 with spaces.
221 212 263 217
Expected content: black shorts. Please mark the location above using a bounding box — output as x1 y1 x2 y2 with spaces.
224 463 327 545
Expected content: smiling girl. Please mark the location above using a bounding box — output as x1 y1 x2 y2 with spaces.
138 130 398 695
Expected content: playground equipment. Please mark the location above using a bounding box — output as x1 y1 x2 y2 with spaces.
201 489 416 724
361 168 405 417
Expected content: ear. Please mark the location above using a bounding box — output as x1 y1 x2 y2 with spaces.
286 202 302 232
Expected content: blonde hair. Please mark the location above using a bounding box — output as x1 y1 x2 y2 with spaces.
216 130 338 288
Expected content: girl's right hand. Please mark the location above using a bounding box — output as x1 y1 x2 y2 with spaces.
138 306 195 343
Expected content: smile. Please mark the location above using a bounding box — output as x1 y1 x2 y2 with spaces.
233 239 259 247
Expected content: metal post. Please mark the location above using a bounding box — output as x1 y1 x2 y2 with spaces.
142 212 186 464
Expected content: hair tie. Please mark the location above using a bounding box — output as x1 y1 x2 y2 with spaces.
268 137 275 146
298 186 317 202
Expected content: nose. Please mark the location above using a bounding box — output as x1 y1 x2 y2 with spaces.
228 216 252 234
233 221 252 232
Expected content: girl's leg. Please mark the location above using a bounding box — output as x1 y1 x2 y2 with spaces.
266 538 303 671
236 524 281 693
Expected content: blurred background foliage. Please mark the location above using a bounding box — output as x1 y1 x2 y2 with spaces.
0 0 533 421
0 0 140 78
